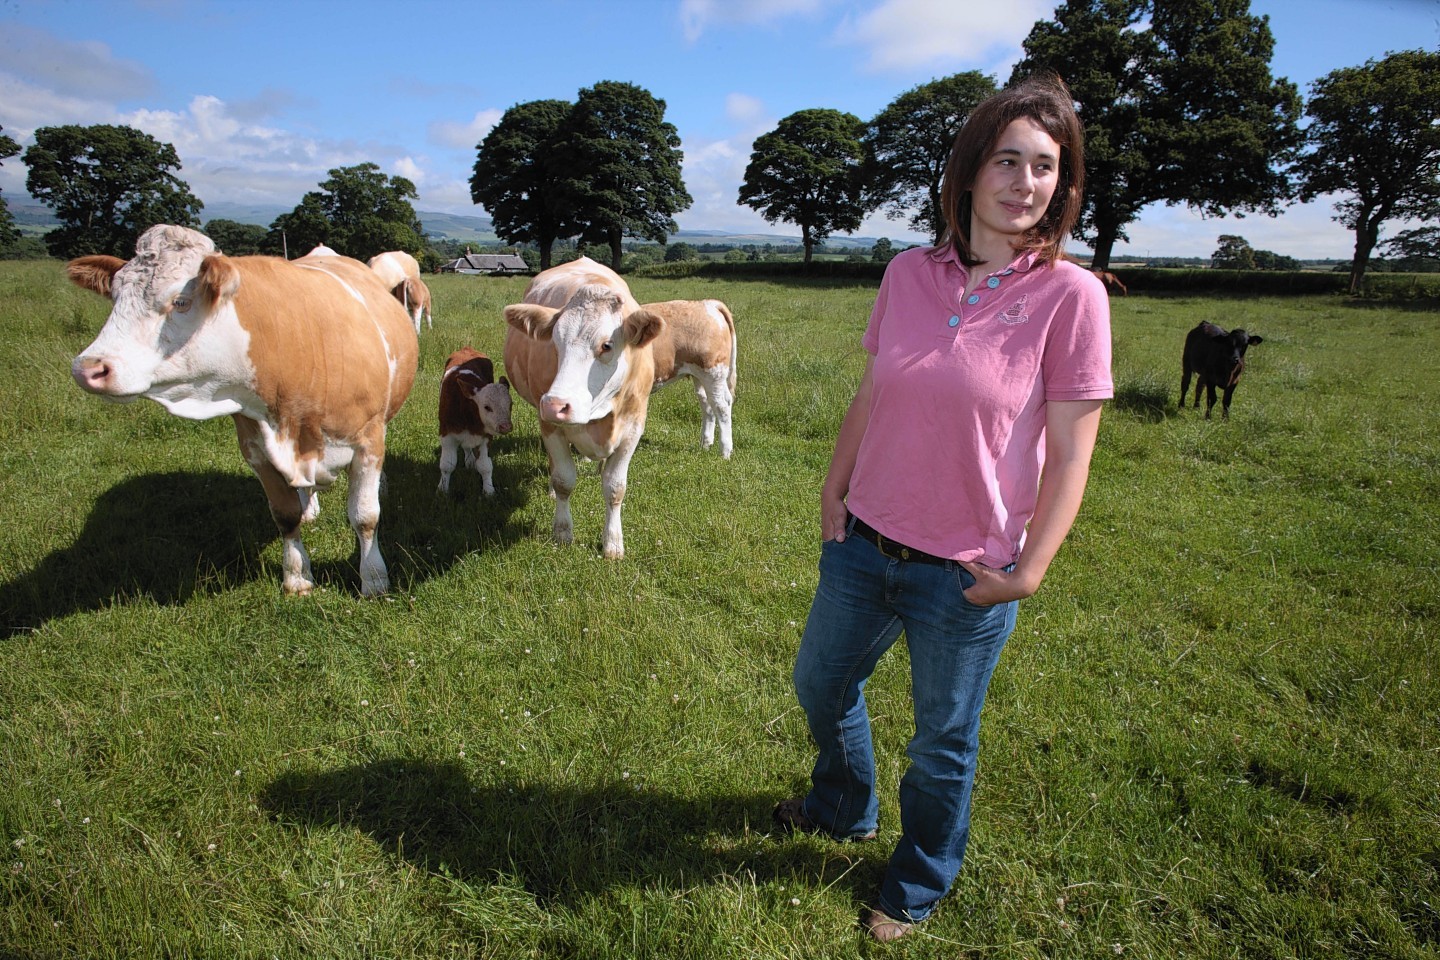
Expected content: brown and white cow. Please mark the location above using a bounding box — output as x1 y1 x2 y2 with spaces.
437 348 513 496
368 250 432 332
68 224 419 596
502 256 663 558
643 298 737 458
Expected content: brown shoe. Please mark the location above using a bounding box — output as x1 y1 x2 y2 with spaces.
862 907 914 943
771 798 876 841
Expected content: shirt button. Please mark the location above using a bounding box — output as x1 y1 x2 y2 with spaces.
966 294 980 305
987 276 1001 288
948 315 960 327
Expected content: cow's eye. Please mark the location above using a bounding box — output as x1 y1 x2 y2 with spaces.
172 296 192 312
599 340 614 354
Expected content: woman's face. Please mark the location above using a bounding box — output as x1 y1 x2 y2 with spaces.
968 116 1062 254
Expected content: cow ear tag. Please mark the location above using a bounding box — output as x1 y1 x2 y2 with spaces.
948 315 960 327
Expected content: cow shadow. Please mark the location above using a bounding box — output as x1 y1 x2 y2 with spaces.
0 470 276 637
258 757 874 909
1 446 538 637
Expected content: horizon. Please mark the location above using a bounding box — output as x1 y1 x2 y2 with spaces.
2 0 1437 261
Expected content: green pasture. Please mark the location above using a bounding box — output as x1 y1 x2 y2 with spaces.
0 261 1436 958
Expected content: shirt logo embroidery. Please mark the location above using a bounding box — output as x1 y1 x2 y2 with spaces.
996 295 1029 325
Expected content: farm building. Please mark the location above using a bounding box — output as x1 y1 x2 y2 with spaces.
439 253 531 275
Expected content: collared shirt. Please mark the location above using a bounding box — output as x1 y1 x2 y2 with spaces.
849 244 1114 567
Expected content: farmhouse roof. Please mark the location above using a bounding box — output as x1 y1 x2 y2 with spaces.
440 253 530 275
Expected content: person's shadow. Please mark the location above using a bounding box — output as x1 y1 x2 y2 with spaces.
259 757 879 909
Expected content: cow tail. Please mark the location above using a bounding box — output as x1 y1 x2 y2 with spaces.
721 302 738 396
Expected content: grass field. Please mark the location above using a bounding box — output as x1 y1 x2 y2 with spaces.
0 260 1436 958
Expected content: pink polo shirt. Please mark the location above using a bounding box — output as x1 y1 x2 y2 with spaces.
848 244 1113 567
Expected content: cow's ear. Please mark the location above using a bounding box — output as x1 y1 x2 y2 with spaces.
498 376 510 389
196 255 242 310
504 304 558 339
1248 335 1263 345
624 308 664 348
67 256 127 298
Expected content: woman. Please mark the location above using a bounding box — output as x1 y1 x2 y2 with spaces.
774 73 1113 943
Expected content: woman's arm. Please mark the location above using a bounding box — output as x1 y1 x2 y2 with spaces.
820 357 875 542
959 398 1104 605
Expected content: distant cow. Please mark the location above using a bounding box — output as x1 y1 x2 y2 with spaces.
68 225 419 596
437 348 513 496
502 256 664 559
368 251 432 332
643 299 738 458
1181 321 1264 419
1092 269 1127 296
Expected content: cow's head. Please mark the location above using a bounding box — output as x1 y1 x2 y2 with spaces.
504 285 663 425
459 372 513 435
69 225 245 411
1214 328 1264 387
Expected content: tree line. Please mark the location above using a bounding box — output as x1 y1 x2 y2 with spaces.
1 0 1436 293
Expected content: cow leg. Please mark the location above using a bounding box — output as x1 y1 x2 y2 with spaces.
299 488 321 522
1204 383 1217 419
1221 385 1236 420
438 435 460 494
235 417 314 595
598 435 639 560
347 446 389 596
472 437 496 496
542 429 578 545
693 380 717 451
704 368 735 459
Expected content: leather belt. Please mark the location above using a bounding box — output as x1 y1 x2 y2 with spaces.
850 517 950 565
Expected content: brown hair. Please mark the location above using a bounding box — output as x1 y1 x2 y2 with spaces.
939 72 1085 267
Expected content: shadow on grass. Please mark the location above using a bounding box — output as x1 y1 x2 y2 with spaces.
0 446 535 637
259 757 878 908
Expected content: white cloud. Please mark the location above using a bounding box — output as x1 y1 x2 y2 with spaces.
679 0 827 43
833 0 1050 74
428 109 504 151
724 93 767 126
0 24 153 100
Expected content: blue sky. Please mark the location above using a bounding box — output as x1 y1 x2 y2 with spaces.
1 0 1436 259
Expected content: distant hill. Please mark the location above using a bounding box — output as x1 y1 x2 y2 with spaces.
6 197 912 251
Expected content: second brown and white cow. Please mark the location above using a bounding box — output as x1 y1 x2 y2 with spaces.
643 298 737 458
368 250 432 332
437 348 513 495
68 225 419 596
502 257 663 558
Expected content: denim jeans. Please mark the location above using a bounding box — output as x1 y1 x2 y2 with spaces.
792 516 1018 923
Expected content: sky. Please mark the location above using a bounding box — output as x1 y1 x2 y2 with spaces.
1 0 1437 260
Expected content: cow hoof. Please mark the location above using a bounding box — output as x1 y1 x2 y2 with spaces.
360 577 389 597
283 579 315 597
603 546 625 560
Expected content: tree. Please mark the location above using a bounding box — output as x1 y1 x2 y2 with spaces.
665 241 699 262
471 99 578 271
0 126 19 248
738 108 868 264
1212 234 1257 269
1012 0 1302 269
870 237 898 263
864 72 998 244
550 81 692 269
268 162 423 261
1381 226 1440 263
23 123 203 259
1296 50 1440 294
203 219 268 255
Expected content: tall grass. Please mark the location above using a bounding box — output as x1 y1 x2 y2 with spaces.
1 261 1436 958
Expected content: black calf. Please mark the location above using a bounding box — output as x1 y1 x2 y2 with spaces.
1180 321 1263 419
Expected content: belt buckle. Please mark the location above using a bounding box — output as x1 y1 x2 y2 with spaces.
877 532 909 561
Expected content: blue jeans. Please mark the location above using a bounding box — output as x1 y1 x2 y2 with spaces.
792 517 1017 923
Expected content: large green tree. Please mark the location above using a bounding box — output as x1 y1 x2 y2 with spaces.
1296 50 1440 294
738 108 868 265
268 162 423 261
550 81 691 269
0 126 20 248
23 123 203 259
1012 0 1302 269
471 99 578 271
203 218 268 255
864 72 998 244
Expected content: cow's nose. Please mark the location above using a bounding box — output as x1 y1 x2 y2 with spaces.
72 357 112 392
540 397 572 423
497 423 512 434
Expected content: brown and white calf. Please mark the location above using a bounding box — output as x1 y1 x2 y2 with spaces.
643 298 737 458
68 225 419 596
437 348 513 495
501 256 664 558
368 250 432 332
